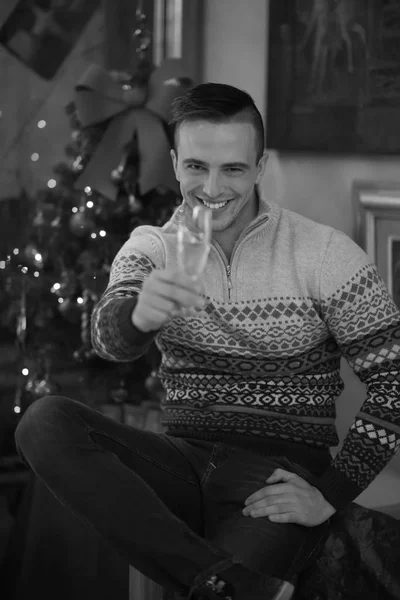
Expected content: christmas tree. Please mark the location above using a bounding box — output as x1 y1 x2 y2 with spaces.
0 9 192 454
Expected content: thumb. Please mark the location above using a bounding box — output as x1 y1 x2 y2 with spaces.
266 468 297 484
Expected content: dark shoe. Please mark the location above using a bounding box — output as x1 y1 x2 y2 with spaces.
192 574 234 599
192 570 294 600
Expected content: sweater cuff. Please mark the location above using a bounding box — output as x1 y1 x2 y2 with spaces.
117 296 158 347
314 465 364 511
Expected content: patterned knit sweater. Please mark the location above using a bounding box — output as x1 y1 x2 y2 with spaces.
91 195 400 510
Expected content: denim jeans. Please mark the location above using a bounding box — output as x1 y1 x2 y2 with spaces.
15 396 330 598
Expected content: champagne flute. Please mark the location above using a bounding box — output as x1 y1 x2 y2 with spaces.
177 205 212 281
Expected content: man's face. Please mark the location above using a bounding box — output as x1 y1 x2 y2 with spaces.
170 120 268 232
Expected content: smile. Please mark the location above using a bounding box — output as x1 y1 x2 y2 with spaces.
197 197 231 210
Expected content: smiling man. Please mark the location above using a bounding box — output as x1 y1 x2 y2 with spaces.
15 83 400 600
170 106 268 261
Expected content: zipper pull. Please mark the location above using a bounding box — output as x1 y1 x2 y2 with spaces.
226 265 232 301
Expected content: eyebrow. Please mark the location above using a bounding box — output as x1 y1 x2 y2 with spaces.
182 158 250 169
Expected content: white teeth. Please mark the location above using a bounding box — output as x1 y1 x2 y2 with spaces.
201 200 228 210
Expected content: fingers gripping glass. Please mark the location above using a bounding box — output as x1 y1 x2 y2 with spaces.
177 206 212 281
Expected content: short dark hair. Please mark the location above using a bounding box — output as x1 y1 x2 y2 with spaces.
169 82 265 161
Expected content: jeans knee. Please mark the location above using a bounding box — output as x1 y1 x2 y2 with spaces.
15 395 75 466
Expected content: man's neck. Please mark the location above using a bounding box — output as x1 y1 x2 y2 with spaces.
213 230 236 263
212 190 259 262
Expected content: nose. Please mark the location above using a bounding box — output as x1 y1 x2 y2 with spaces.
202 170 222 199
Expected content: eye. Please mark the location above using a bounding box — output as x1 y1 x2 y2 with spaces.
186 164 205 172
225 167 243 175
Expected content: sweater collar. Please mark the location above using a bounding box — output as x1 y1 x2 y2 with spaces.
255 185 272 220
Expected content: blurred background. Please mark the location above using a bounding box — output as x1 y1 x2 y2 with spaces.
0 1 400 598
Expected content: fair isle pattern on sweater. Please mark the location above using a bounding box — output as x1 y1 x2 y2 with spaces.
91 197 400 508
91 255 157 360
157 264 400 486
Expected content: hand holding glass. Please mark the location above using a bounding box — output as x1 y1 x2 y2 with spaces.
177 205 212 281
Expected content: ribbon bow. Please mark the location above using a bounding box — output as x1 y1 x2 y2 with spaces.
74 59 193 200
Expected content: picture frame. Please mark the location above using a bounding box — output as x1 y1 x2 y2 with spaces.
266 0 400 154
153 0 204 81
353 181 400 309
0 0 99 80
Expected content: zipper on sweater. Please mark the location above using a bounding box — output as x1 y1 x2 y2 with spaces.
212 213 270 302
226 264 232 301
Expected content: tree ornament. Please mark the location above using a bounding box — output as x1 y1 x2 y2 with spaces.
111 70 148 104
53 269 78 297
24 374 38 395
69 208 95 237
110 164 124 183
129 194 143 214
110 140 133 185
50 214 62 228
25 373 60 399
23 243 46 269
34 375 60 398
49 202 64 230
71 155 84 173
134 4 152 60
25 373 40 396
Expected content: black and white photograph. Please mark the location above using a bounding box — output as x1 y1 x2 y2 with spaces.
0 2 400 600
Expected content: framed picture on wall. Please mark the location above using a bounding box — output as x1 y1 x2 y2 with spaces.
0 0 99 80
267 0 400 154
353 182 400 309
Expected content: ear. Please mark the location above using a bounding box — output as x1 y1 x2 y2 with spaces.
255 150 269 185
170 149 180 181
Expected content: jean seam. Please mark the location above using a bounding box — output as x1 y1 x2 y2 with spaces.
200 443 219 486
86 426 198 486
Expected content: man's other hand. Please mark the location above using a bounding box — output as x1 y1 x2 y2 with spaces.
243 468 336 526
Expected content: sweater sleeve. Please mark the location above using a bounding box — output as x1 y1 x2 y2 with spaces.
91 227 164 362
316 230 400 510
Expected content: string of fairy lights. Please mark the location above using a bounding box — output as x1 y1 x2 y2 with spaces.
1 0 153 416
